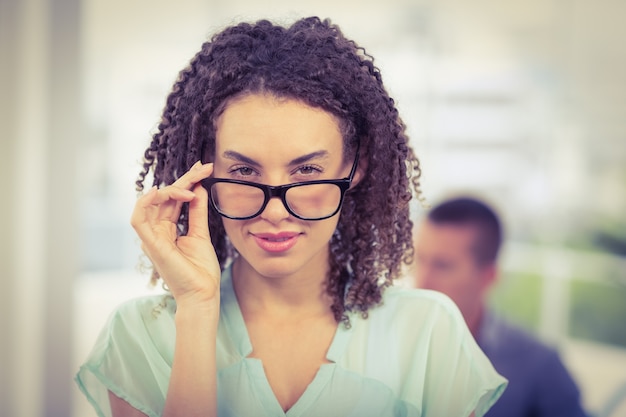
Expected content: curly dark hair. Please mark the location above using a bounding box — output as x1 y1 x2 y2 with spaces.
136 16 423 324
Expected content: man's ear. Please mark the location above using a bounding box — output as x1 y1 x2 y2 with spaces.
480 263 498 292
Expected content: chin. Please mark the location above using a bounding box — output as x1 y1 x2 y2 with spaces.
259 261 308 279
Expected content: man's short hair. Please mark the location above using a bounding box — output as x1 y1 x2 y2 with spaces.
427 196 502 265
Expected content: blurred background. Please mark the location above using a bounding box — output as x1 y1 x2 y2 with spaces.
1 0 625 416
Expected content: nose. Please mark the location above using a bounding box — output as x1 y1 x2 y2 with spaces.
259 196 291 223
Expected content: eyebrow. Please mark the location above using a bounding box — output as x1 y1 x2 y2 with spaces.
221 150 330 166
222 150 259 167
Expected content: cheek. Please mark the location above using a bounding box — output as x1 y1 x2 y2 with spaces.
221 219 235 233
417 274 443 291
432 271 470 297
307 217 341 254
221 219 244 247
326 215 342 236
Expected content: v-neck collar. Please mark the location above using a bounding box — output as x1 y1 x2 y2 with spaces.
218 265 354 415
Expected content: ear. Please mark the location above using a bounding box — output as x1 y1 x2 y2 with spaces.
350 152 368 187
480 262 498 293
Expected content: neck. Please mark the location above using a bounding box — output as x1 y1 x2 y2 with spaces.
231 258 333 319
466 305 485 340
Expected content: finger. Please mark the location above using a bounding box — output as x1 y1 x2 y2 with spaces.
130 163 213 254
171 161 214 191
130 185 192 241
130 186 159 240
151 187 194 223
187 182 210 240
136 162 212 224
162 162 213 226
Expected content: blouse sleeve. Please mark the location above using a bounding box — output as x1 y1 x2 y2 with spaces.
395 290 507 417
75 295 176 417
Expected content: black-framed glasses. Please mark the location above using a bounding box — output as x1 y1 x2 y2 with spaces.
201 148 360 221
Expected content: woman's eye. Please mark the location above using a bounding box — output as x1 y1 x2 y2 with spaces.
296 165 322 176
229 166 256 177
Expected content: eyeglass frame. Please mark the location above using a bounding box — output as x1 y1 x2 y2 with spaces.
201 146 360 221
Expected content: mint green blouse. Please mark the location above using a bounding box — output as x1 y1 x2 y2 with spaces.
76 266 506 417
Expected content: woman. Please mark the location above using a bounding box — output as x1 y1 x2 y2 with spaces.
76 16 506 417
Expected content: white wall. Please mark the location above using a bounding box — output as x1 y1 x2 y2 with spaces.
1 0 80 416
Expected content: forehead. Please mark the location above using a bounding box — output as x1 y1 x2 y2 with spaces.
215 94 344 156
415 221 477 256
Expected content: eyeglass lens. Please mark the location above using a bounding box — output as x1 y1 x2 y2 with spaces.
210 182 342 219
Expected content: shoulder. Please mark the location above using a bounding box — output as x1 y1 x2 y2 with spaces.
354 286 471 352
77 294 176 417
110 294 175 323
481 314 574 379
349 287 507 416
382 284 455 304
102 294 176 352
372 286 466 329
482 316 584 412
483 314 558 358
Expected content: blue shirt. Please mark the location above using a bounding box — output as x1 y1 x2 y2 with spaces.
76 267 506 417
478 311 587 417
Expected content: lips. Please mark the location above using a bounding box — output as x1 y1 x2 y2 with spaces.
252 231 300 253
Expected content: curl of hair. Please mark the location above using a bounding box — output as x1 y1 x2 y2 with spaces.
136 16 423 324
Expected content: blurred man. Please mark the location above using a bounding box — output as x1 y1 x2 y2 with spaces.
413 196 587 417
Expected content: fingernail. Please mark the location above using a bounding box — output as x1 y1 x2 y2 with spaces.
141 185 157 197
192 161 202 171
